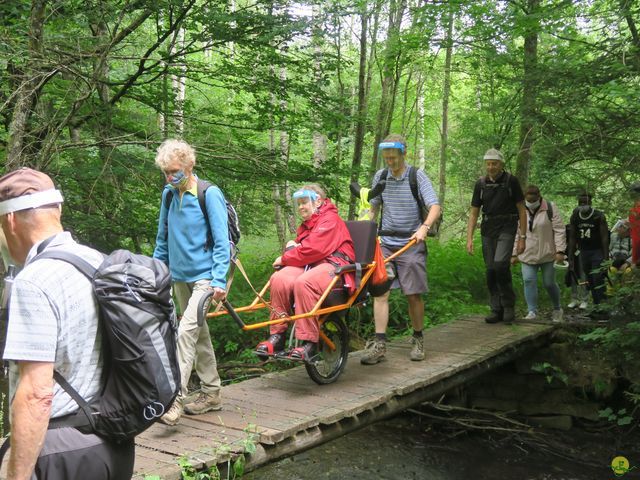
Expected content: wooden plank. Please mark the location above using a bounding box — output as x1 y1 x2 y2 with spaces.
131 318 554 478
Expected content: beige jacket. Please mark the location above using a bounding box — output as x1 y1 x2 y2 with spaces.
514 199 566 264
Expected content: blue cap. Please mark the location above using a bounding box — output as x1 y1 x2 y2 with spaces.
293 189 319 202
378 141 405 154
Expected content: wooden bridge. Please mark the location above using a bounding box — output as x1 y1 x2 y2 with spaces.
133 316 555 479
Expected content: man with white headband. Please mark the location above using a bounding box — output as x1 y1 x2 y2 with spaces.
0 168 135 479
360 134 441 365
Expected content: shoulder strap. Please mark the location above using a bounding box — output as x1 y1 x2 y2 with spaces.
163 188 174 210
376 169 389 232
546 201 553 221
408 166 426 221
31 250 98 432
197 179 214 251
197 179 212 218
35 250 96 279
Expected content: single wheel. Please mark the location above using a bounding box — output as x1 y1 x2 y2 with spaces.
305 313 349 385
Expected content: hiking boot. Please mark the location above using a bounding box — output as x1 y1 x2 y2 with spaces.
409 336 425 361
360 339 386 365
255 333 286 360
159 400 183 426
567 300 579 309
184 391 222 415
523 311 537 320
502 308 515 325
484 311 503 324
578 301 588 310
551 308 564 323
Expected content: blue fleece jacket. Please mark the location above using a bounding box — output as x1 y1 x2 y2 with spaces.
153 181 230 288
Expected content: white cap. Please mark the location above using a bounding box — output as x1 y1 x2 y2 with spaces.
483 148 504 162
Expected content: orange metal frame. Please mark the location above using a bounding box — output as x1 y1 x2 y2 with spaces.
206 239 417 351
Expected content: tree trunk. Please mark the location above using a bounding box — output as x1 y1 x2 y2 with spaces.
312 5 327 167
348 5 370 220
370 0 407 177
6 0 47 170
416 73 425 170
172 28 186 136
439 12 454 208
515 0 540 186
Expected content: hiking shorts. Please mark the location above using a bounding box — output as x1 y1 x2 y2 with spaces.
381 241 428 295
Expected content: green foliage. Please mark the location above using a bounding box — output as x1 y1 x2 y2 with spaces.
598 407 634 427
531 362 569 386
177 456 220 480
579 270 640 406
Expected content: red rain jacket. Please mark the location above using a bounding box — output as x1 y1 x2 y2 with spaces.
282 199 357 292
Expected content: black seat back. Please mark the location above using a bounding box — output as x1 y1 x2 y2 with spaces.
345 221 377 264
322 221 377 310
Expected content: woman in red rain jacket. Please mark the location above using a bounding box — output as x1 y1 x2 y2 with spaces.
256 184 355 361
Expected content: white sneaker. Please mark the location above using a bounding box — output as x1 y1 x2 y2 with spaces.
552 308 564 323
579 302 588 310
567 301 579 309
524 311 537 320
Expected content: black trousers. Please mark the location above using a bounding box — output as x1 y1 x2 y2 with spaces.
579 248 607 305
481 232 517 312
33 427 135 480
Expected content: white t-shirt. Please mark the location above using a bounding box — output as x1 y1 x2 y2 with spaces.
3 232 104 418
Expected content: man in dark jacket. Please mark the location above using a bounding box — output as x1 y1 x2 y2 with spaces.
466 148 527 324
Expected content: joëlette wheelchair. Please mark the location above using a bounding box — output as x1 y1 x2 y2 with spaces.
197 221 415 385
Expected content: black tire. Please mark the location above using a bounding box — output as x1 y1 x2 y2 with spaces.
305 313 349 385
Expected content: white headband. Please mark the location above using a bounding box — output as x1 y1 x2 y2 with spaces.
0 189 64 216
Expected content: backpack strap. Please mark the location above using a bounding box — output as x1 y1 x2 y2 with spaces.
30 250 98 432
197 179 214 251
376 168 389 235
546 201 553 222
35 250 96 280
408 166 426 222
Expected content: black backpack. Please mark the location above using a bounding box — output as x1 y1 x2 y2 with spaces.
164 179 240 249
373 166 442 237
35 249 181 442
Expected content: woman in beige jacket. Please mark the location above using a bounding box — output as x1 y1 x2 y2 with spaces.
511 185 566 322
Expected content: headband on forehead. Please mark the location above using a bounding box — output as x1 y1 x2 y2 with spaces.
378 141 405 154
0 189 64 216
293 189 319 202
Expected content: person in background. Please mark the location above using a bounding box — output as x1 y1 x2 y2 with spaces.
511 185 566 323
629 182 640 267
255 184 355 361
360 134 441 365
153 139 229 426
606 218 633 296
568 193 609 307
565 223 589 310
466 148 527 325
0 168 134 479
